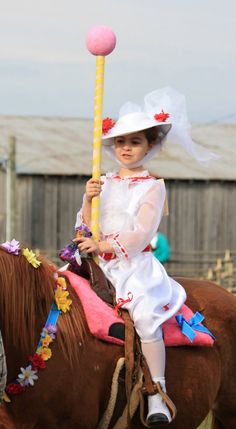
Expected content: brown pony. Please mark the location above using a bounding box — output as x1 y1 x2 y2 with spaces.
0 247 236 429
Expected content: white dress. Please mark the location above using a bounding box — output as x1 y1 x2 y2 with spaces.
75 170 186 343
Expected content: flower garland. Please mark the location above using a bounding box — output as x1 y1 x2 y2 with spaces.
1 240 72 401
54 277 72 313
22 248 41 268
1 239 41 268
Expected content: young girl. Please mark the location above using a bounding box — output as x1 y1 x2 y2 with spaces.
74 88 217 425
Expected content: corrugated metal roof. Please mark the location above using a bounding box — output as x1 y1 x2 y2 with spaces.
0 115 235 179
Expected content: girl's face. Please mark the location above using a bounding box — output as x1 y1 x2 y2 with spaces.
114 132 152 167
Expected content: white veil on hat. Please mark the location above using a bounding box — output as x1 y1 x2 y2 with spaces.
144 87 219 164
103 87 219 167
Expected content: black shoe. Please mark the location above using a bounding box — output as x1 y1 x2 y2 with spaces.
147 412 170 426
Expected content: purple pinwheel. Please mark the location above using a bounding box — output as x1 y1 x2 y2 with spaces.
59 224 92 274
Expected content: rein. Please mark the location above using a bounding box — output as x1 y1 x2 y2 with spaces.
4 274 72 402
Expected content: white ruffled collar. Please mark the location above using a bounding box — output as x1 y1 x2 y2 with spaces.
105 170 154 181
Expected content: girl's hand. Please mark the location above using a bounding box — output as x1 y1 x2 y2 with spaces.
75 236 99 254
85 178 104 203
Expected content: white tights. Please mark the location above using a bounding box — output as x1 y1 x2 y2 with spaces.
141 338 171 421
141 338 166 384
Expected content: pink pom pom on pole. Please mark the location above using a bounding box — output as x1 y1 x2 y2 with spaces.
86 25 116 56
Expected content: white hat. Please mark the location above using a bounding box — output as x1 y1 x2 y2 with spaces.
102 87 219 167
102 97 172 168
102 111 171 147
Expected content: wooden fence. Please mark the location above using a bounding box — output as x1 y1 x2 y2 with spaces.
1 172 236 254
165 249 236 293
1 169 236 293
36 247 236 293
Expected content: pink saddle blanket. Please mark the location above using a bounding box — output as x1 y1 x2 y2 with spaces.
62 270 214 347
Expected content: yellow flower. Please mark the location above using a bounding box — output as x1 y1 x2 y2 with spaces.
36 346 52 361
55 287 72 313
3 392 11 403
22 248 41 268
41 335 53 347
57 277 67 289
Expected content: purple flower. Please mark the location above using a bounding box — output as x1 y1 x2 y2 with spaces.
46 324 57 334
41 325 57 340
60 244 77 261
77 224 92 238
1 239 20 255
40 328 48 338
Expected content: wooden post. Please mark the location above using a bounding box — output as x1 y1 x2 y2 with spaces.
224 249 234 292
6 136 16 241
215 258 222 285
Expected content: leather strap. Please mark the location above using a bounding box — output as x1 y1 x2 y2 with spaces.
154 382 177 420
121 310 135 429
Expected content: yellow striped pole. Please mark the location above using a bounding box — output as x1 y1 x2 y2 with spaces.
86 26 116 263
91 55 105 244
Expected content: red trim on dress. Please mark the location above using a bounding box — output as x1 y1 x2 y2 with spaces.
112 175 154 182
113 235 129 259
143 244 152 252
99 243 152 261
115 292 133 312
99 252 116 261
163 304 170 311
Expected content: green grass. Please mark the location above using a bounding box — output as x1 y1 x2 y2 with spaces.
197 412 212 429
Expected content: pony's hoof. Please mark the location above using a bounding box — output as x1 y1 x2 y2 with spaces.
147 412 170 426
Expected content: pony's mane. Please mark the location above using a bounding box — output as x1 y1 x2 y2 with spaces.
0 248 87 364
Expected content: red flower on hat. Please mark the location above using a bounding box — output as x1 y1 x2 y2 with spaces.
154 110 170 122
102 117 116 135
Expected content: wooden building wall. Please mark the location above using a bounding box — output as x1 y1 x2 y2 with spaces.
0 171 236 257
161 180 236 253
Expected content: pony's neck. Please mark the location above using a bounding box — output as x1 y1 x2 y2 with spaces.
0 250 55 380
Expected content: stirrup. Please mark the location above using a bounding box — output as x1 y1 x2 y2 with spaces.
154 382 177 421
139 382 177 428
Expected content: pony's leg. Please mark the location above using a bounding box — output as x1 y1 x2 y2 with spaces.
214 415 236 429
212 399 236 425
213 329 236 429
0 405 16 429
211 416 227 429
